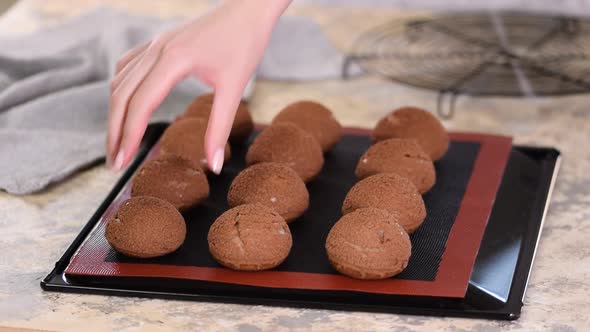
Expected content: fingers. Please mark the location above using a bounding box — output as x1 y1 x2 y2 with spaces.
115 42 148 74
108 31 179 165
107 49 159 168
115 45 189 171
114 23 184 75
107 51 143 167
111 54 142 93
205 76 248 174
107 34 178 169
107 55 157 170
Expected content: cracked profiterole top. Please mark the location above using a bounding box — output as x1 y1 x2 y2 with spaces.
325 207 412 280
227 162 309 223
207 204 293 271
105 196 187 258
272 100 343 152
131 155 210 211
342 173 426 234
355 138 436 194
246 123 324 182
371 106 449 161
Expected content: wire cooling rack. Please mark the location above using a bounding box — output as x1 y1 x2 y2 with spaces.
343 14 590 117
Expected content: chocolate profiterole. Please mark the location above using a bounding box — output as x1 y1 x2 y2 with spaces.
355 138 435 194
208 204 292 271
372 106 449 161
131 155 209 211
105 196 186 258
158 118 231 170
246 123 324 182
342 173 426 233
227 163 309 222
325 208 411 280
184 93 254 143
272 100 342 152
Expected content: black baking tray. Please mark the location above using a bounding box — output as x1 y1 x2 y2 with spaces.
41 122 561 320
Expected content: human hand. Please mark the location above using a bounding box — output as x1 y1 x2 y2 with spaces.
107 0 291 173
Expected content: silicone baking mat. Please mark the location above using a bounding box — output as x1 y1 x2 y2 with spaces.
64 127 512 298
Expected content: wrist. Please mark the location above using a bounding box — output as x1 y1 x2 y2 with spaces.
261 0 293 22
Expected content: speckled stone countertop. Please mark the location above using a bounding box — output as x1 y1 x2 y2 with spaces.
1 1 589 331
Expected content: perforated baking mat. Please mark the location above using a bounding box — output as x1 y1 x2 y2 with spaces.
63 125 512 299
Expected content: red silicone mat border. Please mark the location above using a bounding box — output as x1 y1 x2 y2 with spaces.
66 128 512 298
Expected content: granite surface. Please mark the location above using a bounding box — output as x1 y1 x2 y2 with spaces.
1 1 589 331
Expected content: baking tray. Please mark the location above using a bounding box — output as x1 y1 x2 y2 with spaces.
41 122 561 320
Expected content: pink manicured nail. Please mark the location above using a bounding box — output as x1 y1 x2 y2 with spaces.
113 149 125 171
210 148 224 175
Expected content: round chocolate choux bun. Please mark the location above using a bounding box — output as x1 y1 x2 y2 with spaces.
372 106 449 161
355 138 435 194
184 93 254 143
185 93 215 113
158 118 231 171
105 196 186 258
208 204 292 271
342 173 426 233
227 163 309 222
131 155 209 211
325 208 411 280
272 100 342 152
246 123 324 182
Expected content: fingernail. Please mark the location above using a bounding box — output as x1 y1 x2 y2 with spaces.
210 148 224 175
113 149 125 171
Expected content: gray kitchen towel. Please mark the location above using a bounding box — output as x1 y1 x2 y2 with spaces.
0 8 356 195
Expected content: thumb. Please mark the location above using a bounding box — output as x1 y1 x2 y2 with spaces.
204 77 247 174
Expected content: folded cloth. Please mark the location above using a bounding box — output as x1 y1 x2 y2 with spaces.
0 8 356 194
